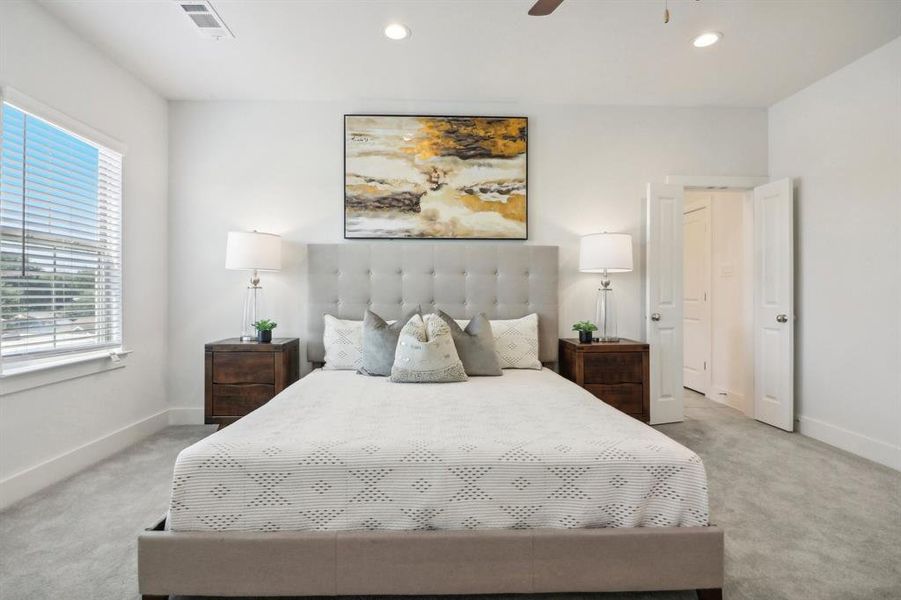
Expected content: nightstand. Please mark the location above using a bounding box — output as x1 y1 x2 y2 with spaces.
558 338 650 422
204 338 300 428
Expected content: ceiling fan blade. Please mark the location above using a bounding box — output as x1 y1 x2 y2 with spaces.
528 0 564 16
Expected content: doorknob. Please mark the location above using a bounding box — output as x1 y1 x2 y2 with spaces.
776 314 789 323
651 313 662 322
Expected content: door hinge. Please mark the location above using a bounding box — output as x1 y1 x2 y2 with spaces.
703 361 707 370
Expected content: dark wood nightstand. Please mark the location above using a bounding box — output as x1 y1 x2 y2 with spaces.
559 338 650 422
204 338 300 428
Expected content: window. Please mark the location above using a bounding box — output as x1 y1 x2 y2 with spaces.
1 101 123 367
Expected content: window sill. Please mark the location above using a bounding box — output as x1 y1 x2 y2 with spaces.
0 350 130 396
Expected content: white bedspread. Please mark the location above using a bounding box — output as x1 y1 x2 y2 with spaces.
168 369 709 532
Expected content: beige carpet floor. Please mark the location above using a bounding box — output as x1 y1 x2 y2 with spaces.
1 391 899 600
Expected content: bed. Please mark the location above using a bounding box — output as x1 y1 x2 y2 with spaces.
139 244 723 599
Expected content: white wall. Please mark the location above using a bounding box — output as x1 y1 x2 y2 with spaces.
168 101 767 414
0 1 169 507
710 191 750 413
769 37 901 470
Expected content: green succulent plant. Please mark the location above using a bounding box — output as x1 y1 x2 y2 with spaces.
571 321 598 333
252 319 278 332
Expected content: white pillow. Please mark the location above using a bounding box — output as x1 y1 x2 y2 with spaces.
322 315 362 370
455 313 541 370
390 314 468 383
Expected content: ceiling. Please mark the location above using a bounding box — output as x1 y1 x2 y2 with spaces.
38 0 901 107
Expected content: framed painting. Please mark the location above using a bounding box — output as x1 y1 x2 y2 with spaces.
344 114 528 239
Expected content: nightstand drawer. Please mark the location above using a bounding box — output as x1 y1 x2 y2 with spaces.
212 384 275 416
583 353 642 384
213 352 274 384
585 383 643 416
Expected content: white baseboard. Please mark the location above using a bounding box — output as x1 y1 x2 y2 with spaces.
707 385 748 414
168 407 204 425
798 415 901 471
0 409 170 510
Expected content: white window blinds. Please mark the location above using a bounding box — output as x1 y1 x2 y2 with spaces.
1 101 123 362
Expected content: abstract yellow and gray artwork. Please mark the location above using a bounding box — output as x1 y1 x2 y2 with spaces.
344 115 527 239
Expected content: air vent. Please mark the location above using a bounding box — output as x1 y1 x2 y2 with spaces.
190 14 220 28
175 0 234 39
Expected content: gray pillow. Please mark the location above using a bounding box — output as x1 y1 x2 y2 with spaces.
436 310 502 376
359 307 420 376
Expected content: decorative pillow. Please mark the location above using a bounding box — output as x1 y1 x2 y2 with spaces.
359 307 420 376
435 310 501 376
322 315 363 370
390 314 468 383
452 313 542 369
486 313 542 369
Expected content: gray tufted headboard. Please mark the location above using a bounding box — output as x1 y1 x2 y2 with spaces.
307 244 558 364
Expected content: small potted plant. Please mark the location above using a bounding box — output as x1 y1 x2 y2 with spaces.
572 321 597 344
252 319 277 343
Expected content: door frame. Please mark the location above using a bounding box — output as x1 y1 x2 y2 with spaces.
666 175 770 189
663 175 770 420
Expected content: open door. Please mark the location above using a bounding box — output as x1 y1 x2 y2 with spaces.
646 183 684 424
753 178 794 431
682 203 711 394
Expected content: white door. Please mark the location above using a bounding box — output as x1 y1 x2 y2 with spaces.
753 178 795 431
683 204 711 394
646 183 684 424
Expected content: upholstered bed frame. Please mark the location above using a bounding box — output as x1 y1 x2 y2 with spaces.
305 243 560 365
138 243 724 599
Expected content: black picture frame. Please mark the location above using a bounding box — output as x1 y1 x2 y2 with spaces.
343 114 528 241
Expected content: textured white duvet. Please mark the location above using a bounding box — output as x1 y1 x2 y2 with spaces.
169 369 709 532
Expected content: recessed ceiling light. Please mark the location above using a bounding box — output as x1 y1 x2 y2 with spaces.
692 32 722 48
384 23 410 41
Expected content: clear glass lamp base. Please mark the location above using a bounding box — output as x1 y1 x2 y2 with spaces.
595 285 619 342
240 285 264 341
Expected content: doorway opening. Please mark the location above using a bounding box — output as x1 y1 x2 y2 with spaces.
682 188 752 416
645 176 795 431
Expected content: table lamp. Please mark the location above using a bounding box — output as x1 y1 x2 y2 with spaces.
225 231 282 341
579 232 633 342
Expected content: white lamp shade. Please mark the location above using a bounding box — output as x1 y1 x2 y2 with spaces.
225 231 282 271
579 232 633 273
